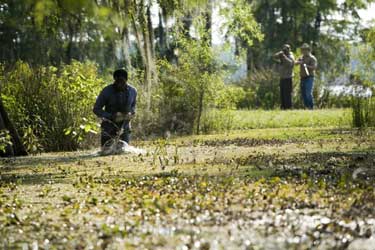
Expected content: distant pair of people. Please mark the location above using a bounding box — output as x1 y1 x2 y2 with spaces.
273 43 318 110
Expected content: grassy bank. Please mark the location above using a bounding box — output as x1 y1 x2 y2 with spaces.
202 109 351 132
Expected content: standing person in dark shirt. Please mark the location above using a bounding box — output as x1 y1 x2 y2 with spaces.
296 43 318 109
273 44 295 110
93 69 137 147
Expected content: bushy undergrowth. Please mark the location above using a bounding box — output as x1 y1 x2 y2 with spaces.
349 45 375 128
1 61 104 152
352 97 375 128
0 57 242 152
0 130 12 154
234 68 280 109
0 59 360 154
156 38 227 135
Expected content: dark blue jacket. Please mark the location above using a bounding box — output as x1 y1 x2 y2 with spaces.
93 83 137 120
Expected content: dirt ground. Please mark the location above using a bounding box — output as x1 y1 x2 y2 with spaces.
0 127 374 250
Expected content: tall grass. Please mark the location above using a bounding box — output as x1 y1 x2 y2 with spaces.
352 97 375 128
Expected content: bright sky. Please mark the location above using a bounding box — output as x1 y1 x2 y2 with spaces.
358 3 375 24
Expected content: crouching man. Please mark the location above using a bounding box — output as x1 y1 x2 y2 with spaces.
93 69 137 147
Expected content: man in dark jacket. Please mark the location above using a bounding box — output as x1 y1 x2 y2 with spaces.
93 69 137 146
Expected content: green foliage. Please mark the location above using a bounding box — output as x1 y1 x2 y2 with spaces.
22 124 43 154
216 86 246 109
1 0 374 151
1 60 104 152
319 90 353 109
200 109 235 133
0 0 117 67
158 37 224 134
234 69 280 109
64 118 99 145
0 130 12 153
366 24 375 54
351 95 375 128
220 0 264 47
349 43 375 128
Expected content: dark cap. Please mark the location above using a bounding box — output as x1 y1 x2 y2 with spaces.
113 69 128 80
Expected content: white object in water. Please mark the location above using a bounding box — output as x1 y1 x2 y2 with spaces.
100 140 146 156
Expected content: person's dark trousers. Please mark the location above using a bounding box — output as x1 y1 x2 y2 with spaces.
279 78 293 110
101 120 131 147
300 76 314 109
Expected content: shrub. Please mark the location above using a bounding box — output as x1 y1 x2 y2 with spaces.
234 68 280 109
0 130 12 154
352 96 375 128
349 43 375 128
157 37 224 134
200 109 235 133
216 86 246 109
1 60 104 152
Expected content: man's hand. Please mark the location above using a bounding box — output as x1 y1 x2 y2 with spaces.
273 51 283 60
113 112 134 123
126 113 135 120
277 51 285 58
295 59 303 65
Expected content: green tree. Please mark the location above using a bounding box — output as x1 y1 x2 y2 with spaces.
243 0 374 72
159 36 224 134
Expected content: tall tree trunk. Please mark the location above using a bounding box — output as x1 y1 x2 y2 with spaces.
66 22 74 63
196 89 205 135
131 16 146 64
246 46 254 75
158 11 166 57
182 14 192 38
122 26 132 70
142 5 153 110
147 5 155 59
204 0 213 46
314 10 322 41
131 0 156 110
161 7 170 51
293 9 298 44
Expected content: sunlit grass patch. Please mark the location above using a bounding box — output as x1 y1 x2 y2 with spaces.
202 108 352 132
232 108 351 129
